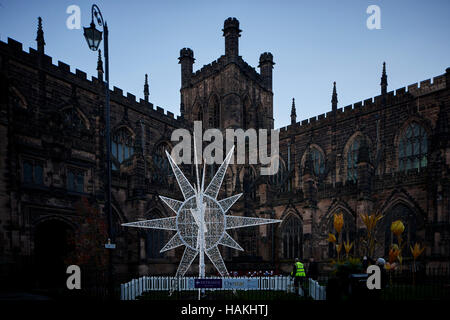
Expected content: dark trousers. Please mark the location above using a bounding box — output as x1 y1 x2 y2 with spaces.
294 276 305 290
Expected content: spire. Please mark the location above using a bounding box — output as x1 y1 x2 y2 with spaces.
380 61 388 95
96 50 104 81
290 98 297 125
36 17 45 54
144 74 149 102
331 81 338 112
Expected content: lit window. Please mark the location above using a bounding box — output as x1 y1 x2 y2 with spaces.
399 123 428 171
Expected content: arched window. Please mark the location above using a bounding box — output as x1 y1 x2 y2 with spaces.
112 128 134 169
208 96 220 128
309 148 325 176
347 138 361 182
239 227 257 257
145 211 165 259
328 211 356 258
243 97 252 129
195 105 203 123
152 143 172 185
61 107 87 131
399 123 428 171
379 203 418 257
243 166 257 200
282 215 302 260
270 160 286 192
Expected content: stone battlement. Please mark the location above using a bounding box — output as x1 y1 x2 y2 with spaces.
278 70 448 136
0 37 182 126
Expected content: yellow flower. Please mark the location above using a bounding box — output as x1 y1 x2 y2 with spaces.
360 212 383 231
336 243 342 255
343 240 353 255
334 213 344 234
327 233 337 243
410 243 425 260
388 244 401 264
385 262 397 270
391 220 405 236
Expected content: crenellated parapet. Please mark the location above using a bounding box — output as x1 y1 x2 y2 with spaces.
0 37 185 128
278 70 449 138
190 55 268 90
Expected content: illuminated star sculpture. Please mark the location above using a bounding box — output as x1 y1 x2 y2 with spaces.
122 145 281 278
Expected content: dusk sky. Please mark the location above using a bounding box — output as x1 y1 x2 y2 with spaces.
1 0 449 128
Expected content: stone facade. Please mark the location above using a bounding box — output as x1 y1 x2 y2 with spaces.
0 17 449 288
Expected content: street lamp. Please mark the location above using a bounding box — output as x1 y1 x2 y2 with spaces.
83 4 115 299
83 22 102 51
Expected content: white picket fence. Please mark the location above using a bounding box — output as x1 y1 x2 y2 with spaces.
121 276 326 300
308 278 326 300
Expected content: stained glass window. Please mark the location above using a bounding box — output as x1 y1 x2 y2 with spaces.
399 123 428 171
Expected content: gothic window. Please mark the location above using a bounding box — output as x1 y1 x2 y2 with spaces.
243 97 251 129
328 211 356 258
22 159 44 185
61 107 86 131
239 227 257 257
270 160 286 192
195 105 203 123
311 148 325 176
208 96 220 128
145 211 165 259
243 166 257 200
380 204 418 256
112 128 134 169
399 123 428 171
347 138 361 182
282 215 302 260
67 168 84 193
152 143 172 185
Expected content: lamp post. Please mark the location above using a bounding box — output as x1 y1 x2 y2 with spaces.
83 4 115 299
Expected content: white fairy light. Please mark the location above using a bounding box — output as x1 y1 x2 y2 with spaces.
122 145 281 278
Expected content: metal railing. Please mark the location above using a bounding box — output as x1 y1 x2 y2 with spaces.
120 276 327 300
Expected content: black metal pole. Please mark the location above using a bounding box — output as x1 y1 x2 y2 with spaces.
103 21 115 300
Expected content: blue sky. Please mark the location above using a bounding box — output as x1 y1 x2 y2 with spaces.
1 0 449 128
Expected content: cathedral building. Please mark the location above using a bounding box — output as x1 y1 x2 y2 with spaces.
0 17 448 289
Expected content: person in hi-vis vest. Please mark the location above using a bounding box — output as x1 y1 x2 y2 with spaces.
291 258 306 294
